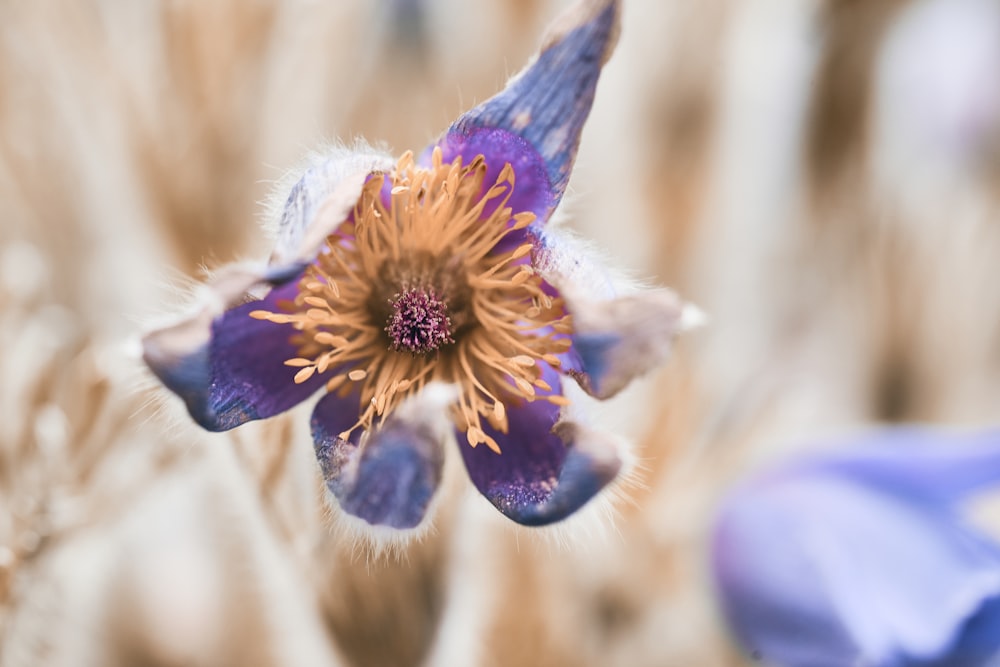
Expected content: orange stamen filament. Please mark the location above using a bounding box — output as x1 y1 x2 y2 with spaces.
252 148 572 451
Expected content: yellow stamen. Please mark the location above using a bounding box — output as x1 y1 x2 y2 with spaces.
253 148 572 450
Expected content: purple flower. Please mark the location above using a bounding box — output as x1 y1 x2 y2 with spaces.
712 429 1000 667
142 0 691 530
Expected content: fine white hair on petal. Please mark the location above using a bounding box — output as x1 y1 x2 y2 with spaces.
319 383 462 558
565 288 689 400
493 441 639 557
507 380 639 551
143 142 395 338
530 223 625 299
326 507 440 563
261 140 396 265
390 381 461 428
322 427 468 565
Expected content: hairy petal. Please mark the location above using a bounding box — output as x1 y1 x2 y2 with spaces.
564 290 690 399
143 267 325 431
312 385 457 530
432 0 621 220
712 430 1000 667
460 364 621 526
529 225 618 300
528 225 700 396
144 148 395 431
268 146 394 266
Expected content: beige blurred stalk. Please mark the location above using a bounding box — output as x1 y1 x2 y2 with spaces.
3 0 1000 666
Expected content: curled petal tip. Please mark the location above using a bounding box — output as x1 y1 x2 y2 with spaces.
312 387 453 530
142 326 217 428
567 289 691 399
501 422 622 527
540 0 621 64
460 377 623 526
141 265 262 431
441 0 621 217
142 271 324 431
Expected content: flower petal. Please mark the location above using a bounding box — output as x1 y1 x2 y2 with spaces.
433 127 552 226
713 492 863 667
143 271 326 431
268 146 394 266
935 597 1000 667
529 225 619 300
803 427 1000 503
431 0 621 220
312 385 456 529
563 289 690 399
144 149 395 432
460 364 621 526
712 432 1000 666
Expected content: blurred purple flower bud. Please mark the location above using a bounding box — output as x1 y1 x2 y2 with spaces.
143 0 695 531
712 429 1000 667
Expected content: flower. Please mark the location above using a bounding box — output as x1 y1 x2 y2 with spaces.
142 0 692 530
711 428 1000 667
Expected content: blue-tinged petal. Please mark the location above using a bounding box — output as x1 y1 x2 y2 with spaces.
143 271 326 431
802 428 1000 503
429 0 621 221
312 385 456 529
933 598 1000 667
526 225 700 397
712 430 1000 667
460 363 621 526
563 289 690 399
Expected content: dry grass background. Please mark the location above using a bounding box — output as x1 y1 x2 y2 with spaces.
2 0 1000 665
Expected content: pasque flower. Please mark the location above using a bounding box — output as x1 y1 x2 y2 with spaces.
712 429 1000 667
142 0 692 529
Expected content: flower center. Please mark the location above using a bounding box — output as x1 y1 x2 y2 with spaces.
250 148 573 453
385 285 454 354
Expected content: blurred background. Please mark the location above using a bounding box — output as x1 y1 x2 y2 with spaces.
2 0 1000 665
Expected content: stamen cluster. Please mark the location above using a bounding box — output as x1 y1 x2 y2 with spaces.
250 148 572 453
386 286 454 354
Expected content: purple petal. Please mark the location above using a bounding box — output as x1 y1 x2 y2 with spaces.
563 289 688 399
460 364 621 526
712 430 1000 666
934 597 1000 666
432 127 552 226
801 428 1000 503
312 386 455 529
429 0 621 220
145 148 395 432
143 273 325 431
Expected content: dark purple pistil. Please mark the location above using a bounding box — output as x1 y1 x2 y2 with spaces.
386 286 454 354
